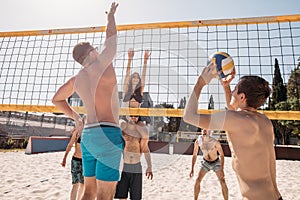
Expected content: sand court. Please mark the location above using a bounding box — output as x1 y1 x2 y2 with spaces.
0 151 299 200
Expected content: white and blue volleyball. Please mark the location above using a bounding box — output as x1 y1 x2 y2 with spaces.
210 52 235 78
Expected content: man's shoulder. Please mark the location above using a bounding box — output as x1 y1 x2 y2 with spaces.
74 69 89 82
136 123 149 138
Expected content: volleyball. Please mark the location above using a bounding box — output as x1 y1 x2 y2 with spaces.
210 52 235 78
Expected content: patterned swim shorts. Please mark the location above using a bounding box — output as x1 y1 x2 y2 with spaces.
71 156 84 184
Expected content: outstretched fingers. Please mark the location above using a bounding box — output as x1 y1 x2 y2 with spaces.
200 62 217 84
144 50 151 60
128 48 134 58
106 2 119 15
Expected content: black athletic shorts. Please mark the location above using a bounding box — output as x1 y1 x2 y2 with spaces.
114 162 143 200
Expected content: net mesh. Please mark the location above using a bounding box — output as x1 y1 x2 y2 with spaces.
0 15 300 120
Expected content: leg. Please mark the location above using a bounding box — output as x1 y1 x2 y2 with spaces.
81 177 97 200
96 180 118 200
215 170 229 200
77 183 84 200
194 169 207 200
71 157 85 200
115 171 130 200
80 135 97 199
130 172 142 200
70 183 79 200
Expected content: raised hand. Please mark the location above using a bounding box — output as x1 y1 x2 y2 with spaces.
144 50 151 61
200 62 218 84
220 67 236 87
107 2 119 15
128 48 134 59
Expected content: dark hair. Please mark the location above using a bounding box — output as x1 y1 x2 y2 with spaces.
237 76 271 109
72 42 94 65
128 72 142 94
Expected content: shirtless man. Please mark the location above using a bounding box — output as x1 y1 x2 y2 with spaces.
115 116 153 200
61 127 84 200
183 62 282 200
52 3 124 200
189 129 228 200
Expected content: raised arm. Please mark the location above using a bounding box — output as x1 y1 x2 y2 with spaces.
190 140 199 178
216 141 226 180
183 63 229 131
122 48 134 98
183 63 216 128
220 67 236 110
98 2 118 69
140 50 150 94
106 2 118 38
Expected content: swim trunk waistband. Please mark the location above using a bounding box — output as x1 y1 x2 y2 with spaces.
123 162 142 173
84 122 119 129
72 156 82 162
124 162 142 168
203 157 219 164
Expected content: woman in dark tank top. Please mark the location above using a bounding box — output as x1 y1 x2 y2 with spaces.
122 48 150 108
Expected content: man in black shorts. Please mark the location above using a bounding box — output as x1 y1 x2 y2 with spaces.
115 116 153 200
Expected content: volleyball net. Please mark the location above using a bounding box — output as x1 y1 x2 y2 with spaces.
0 14 300 120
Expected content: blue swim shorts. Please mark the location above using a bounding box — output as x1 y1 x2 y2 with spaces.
81 124 125 181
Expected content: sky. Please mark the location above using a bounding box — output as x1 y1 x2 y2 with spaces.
0 0 299 109
0 0 299 32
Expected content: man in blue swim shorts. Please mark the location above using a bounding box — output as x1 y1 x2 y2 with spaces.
189 129 228 200
81 123 124 182
52 2 124 199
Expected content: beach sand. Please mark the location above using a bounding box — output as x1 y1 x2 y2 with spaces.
0 150 299 200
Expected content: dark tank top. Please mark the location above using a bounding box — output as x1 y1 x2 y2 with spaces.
123 90 143 103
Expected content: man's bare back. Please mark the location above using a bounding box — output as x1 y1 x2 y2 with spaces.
74 61 120 125
73 13 119 126
225 110 279 198
52 3 124 200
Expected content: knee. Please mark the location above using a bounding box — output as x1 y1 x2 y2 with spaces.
83 188 96 199
82 192 96 200
195 177 203 184
72 183 79 190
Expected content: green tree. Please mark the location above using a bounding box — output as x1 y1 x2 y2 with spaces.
287 57 300 110
269 58 289 144
208 95 214 109
270 58 287 109
283 57 300 143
